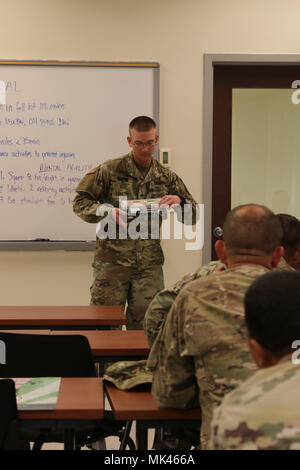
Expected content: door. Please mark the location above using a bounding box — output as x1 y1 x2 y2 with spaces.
212 64 300 263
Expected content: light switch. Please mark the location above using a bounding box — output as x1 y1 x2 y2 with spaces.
159 148 171 167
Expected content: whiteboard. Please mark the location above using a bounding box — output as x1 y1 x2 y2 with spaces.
0 61 159 249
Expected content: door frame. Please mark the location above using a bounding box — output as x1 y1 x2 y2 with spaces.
202 53 300 265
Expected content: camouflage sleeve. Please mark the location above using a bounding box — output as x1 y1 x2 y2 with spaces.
169 173 198 225
208 356 300 450
144 261 226 347
73 165 109 223
172 260 226 292
208 405 226 449
144 288 177 347
151 288 199 409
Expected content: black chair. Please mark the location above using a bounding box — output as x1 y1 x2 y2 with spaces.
0 379 24 450
0 332 96 378
0 332 135 450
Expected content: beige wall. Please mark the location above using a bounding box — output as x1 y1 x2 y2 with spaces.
1 0 300 304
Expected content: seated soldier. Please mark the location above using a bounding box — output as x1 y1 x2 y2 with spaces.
150 204 283 449
105 206 297 448
210 270 300 450
144 211 299 349
144 211 299 449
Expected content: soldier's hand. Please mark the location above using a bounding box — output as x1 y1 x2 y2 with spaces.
159 195 181 209
111 208 129 227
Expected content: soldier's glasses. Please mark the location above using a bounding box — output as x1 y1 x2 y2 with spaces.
132 140 156 148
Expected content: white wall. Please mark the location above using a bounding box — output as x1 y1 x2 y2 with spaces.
1 0 300 304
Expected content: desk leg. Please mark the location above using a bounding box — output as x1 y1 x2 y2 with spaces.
136 422 148 450
64 429 75 450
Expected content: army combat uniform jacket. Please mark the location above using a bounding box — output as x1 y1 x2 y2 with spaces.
73 152 198 270
210 355 300 450
104 260 226 389
276 256 295 272
150 264 271 447
144 257 293 347
104 259 292 388
144 260 226 347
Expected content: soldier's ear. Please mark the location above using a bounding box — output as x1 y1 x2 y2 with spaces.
248 337 263 367
248 337 278 368
127 136 133 147
214 240 228 265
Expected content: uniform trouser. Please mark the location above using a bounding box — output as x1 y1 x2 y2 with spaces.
90 262 164 330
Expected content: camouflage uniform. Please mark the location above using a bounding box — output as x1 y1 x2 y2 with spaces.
209 355 300 450
104 257 292 384
144 260 226 347
90 262 164 330
276 256 295 272
150 265 271 448
73 152 197 330
104 261 226 388
144 257 293 345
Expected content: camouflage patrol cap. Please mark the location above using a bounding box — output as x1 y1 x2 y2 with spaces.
103 359 152 390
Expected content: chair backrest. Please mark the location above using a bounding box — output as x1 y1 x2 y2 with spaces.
0 379 23 450
0 333 97 377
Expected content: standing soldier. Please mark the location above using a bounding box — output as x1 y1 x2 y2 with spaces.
73 116 197 329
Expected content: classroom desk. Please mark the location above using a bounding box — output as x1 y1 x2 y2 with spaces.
0 329 51 334
18 378 104 450
105 384 202 450
51 330 150 375
0 306 126 329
